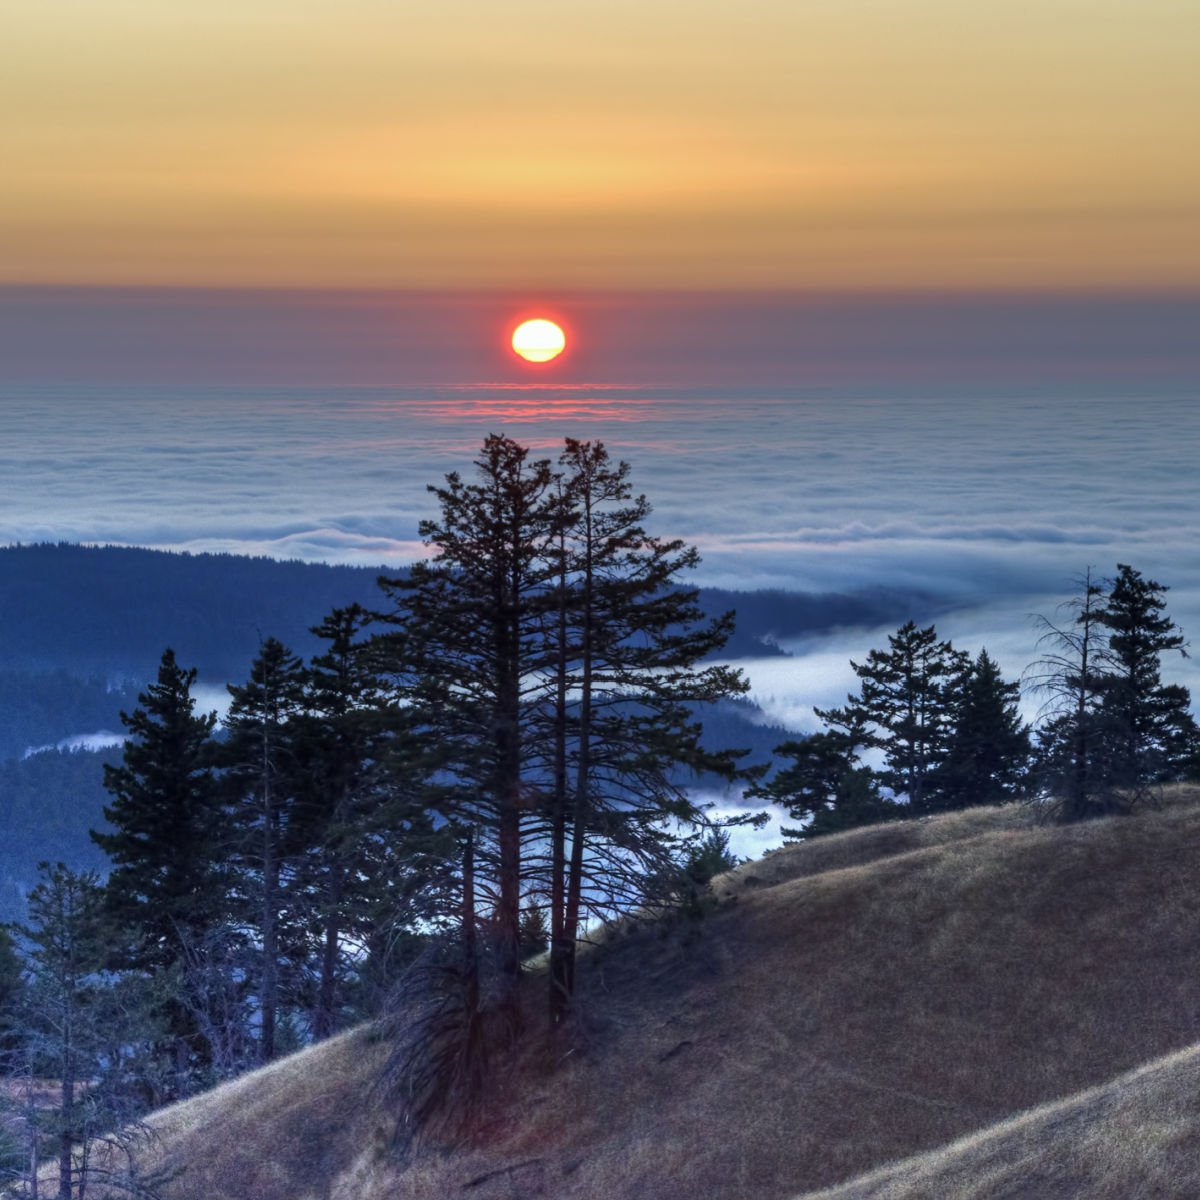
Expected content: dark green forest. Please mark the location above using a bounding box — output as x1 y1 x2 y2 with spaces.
0 543 931 680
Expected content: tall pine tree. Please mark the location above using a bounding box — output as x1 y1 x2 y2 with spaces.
221 637 307 1063
935 649 1031 808
544 438 750 1017
290 606 401 1040
91 649 221 1089
818 621 968 814
751 718 896 840
1096 564 1198 793
374 436 558 1024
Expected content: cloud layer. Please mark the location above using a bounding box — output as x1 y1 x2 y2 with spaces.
2 379 1198 753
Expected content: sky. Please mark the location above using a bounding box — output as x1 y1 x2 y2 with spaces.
4 0 1199 291
4 0 1200 856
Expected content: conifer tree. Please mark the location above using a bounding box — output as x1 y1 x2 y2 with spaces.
0 927 20 1051
819 621 968 813
290 606 402 1040
752 717 897 839
373 436 751 1037
1096 564 1198 792
18 866 106 1200
374 436 558 1022
16 865 170 1199
544 438 750 1017
92 649 221 1087
222 637 307 1063
1028 569 1121 820
935 649 1031 808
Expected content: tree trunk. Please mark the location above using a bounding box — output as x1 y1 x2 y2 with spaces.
57 1042 73 1200
462 827 479 1014
494 548 524 1021
260 758 279 1063
562 491 594 1002
549 531 571 1022
1069 573 1096 821
314 862 344 1041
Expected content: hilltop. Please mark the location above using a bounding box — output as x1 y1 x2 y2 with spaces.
89 789 1200 1199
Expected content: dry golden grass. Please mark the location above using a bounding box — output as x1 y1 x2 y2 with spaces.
137 786 1200 1199
800 1044 1200 1200
145 1028 391 1200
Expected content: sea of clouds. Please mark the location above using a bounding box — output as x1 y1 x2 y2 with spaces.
4 381 1197 716
3 288 1196 859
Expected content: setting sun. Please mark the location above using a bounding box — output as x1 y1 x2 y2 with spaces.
511 318 566 363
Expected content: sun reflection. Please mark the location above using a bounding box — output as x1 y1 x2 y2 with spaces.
407 384 647 424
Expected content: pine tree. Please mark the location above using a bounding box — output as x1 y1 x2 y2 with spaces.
544 438 750 1017
752 718 897 839
819 621 968 814
1028 569 1121 820
936 649 1031 808
18 865 107 1200
221 637 307 1063
1096 564 1198 792
290 606 404 1040
374 436 559 1023
373 436 751 1038
91 648 221 1088
0 926 21 1052
16 864 171 1199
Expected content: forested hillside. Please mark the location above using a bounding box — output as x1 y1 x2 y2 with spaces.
0 543 933 680
0 748 116 921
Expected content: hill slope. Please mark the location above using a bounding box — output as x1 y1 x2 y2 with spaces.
801 1044 1200 1200
129 790 1200 1199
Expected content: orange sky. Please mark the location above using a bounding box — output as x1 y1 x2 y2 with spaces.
4 0 1198 290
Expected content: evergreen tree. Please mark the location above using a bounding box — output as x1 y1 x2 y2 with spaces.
221 637 307 1063
1029 566 1198 818
819 621 968 813
935 649 1031 808
373 436 751 1035
374 436 559 1024
752 718 898 839
1028 569 1121 820
290 606 406 1040
544 439 750 1017
14 864 170 1199
682 828 741 886
0 926 21 1051
91 648 221 1088
1096 564 1198 792
18 865 107 1200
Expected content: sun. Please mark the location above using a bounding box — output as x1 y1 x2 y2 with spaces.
511 317 566 363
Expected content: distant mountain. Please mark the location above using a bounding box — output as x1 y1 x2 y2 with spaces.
0 543 385 680
0 746 117 922
0 543 940 682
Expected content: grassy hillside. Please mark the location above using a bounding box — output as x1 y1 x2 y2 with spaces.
802 1045 1200 1200
105 788 1200 1199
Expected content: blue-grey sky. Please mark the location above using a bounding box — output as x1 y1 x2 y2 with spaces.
3 287 1199 388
